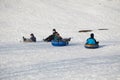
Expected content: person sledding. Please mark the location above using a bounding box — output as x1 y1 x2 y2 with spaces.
85 33 99 48
51 32 71 46
86 33 98 44
23 33 36 42
54 32 71 42
43 29 59 42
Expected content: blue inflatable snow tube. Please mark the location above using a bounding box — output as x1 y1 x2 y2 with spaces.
51 40 69 46
85 44 99 49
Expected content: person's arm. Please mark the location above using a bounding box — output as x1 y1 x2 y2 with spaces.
94 38 97 43
86 39 89 44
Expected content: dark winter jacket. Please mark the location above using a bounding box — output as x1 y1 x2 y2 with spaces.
30 36 36 42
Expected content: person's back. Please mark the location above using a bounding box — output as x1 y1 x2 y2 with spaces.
86 38 96 44
86 33 97 45
54 33 62 41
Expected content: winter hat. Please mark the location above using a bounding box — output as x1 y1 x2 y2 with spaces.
53 29 56 31
90 33 94 38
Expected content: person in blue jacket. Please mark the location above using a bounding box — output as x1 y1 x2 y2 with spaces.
86 33 98 44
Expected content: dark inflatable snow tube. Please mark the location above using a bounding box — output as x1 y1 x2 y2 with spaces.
85 44 99 49
51 40 69 46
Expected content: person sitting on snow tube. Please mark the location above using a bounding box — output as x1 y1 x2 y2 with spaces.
43 29 59 42
51 32 71 46
23 33 36 42
52 33 63 46
86 33 98 44
85 33 99 48
54 32 71 41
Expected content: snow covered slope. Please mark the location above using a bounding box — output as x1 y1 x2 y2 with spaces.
0 0 120 42
0 0 120 80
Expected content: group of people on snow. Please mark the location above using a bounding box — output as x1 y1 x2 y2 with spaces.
22 29 98 45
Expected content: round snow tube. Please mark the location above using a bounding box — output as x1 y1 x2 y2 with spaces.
85 44 99 49
51 40 69 46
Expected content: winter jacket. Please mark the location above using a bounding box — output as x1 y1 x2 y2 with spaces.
86 38 97 44
30 36 36 42
54 35 62 41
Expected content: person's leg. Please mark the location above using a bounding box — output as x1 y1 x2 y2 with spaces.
23 36 32 42
62 38 71 42
96 41 99 44
23 36 26 41
44 35 54 42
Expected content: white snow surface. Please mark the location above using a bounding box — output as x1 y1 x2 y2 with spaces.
0 0 120 80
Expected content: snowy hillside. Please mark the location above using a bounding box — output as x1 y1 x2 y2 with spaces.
0 0 120 80
0 0 120 42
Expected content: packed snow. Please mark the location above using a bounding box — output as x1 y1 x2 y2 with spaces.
0 0 120 80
